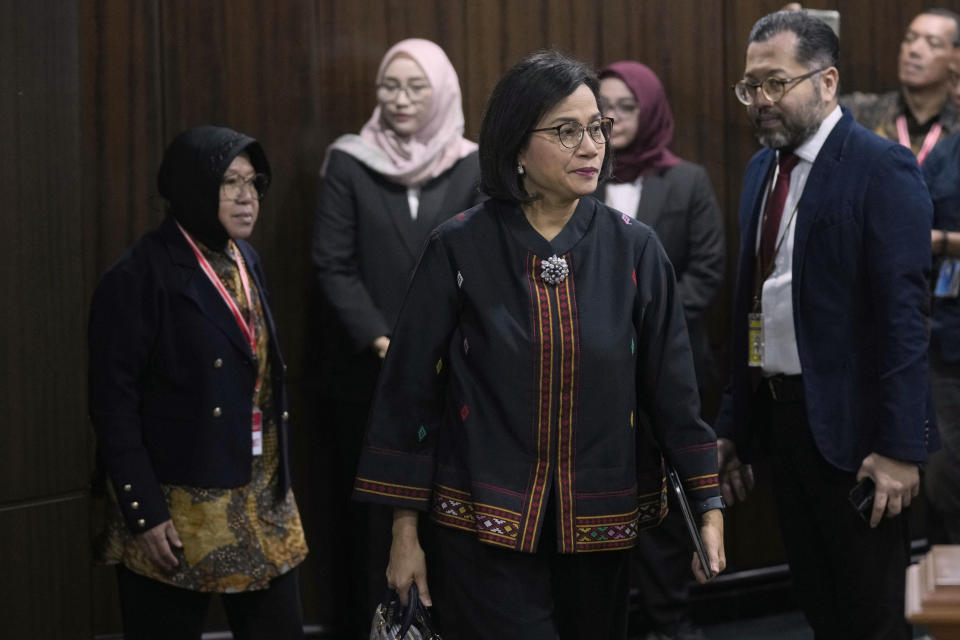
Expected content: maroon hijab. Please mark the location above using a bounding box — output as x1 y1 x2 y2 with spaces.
600 61 681 183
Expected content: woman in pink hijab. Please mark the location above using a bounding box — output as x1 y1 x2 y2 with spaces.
312 38 481 636
594 60 725 640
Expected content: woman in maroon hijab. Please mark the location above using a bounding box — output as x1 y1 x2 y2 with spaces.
595 61 725 640
597 61 724 396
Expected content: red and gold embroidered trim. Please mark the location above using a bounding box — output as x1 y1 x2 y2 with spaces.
637 479 669 530
519 254 554 553
518 253 580 552
430 485 520 549
354 478 430 503
684 473 720 492
554 269 579 552
575 508 639 551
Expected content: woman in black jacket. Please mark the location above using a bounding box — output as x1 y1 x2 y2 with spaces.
89 125 306 639
354 51 724 640
311 38 481 635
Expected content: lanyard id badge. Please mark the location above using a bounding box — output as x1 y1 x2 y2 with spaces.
748 312 764 367
897 116 942 166
252 407 263 456
935 259 960 298
748 169 800 370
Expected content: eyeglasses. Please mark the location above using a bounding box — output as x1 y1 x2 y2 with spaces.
733 67 829 106
376 81 432 103
221 172 269 200
599 99 639 117
529 117 614 149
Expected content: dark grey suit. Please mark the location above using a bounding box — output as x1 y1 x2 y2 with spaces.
595 161 725 388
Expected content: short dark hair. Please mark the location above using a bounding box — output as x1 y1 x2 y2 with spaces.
919 8 960 46
478 50 612 203
749 10 839 70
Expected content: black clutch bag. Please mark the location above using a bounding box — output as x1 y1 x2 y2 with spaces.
369 583 441 640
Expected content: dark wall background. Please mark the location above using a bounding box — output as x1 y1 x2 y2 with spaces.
3 1 954 636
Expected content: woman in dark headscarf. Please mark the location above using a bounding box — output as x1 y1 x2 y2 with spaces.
89 125 307 639
595 61 725 395
594 61 725 640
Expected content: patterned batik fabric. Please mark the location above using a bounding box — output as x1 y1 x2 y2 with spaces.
97 241 307 592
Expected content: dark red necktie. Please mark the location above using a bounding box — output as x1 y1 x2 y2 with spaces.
759 152 800 275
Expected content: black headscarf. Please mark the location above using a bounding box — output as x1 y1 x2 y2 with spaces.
157 125 271 250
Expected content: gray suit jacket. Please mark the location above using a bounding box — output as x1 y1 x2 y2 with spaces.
594 161 725 385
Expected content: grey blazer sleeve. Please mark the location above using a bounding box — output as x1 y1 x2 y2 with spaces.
675 164 725 319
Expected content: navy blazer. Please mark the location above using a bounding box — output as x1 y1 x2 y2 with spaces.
88 215 291 533
922 132 960 365
715 108 935 472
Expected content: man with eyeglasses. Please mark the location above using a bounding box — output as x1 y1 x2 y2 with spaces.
841 8 960 165
716 11 934 638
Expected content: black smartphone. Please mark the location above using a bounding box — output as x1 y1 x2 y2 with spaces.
848 477 875 521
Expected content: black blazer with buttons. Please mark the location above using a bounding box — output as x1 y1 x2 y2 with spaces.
88 215 291 534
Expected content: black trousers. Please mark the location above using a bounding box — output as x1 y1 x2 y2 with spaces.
115 564 304 640
328 394 393 638
630 495 695 631
428 500 631 640
757 381 911 640
325 353 393 639
926 357 960 544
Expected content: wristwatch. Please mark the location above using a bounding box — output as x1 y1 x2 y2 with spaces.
694 495 726 515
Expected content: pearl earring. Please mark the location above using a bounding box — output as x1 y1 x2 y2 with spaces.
517 163 525 176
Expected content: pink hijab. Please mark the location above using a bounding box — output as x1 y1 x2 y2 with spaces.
322 38 477 187
600 61 681 183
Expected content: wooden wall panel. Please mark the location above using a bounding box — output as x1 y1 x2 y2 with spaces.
1 0 87 504
594 1 728 208
81 0 164 291
0 0 91 635
0 498 91 639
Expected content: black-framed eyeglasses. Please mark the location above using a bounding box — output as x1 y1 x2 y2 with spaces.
733 67 830 106
376 81 432 103
529 117 614 149
221 173 270 200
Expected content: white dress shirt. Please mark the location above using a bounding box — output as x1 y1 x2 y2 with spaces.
757 105 842 376
604 176 644 218
407 186 421 220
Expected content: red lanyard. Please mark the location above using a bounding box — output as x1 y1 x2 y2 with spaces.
176 222 256 357
897 115 941 166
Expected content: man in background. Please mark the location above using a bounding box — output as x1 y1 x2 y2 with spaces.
718 10 934 637
788 4 960 163
842 9 960 164
919 120 960 547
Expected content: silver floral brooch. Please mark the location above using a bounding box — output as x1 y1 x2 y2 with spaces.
541 254 569 285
